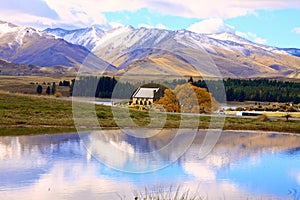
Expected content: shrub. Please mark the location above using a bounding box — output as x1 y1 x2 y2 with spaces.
256 114 269 122
54 92 62 98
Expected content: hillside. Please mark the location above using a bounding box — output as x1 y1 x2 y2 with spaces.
1 20 300 78
93 28 300 78
0 58 72 75
0 21 117 74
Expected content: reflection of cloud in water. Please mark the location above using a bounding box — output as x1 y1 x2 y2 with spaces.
82 129 196 173
296 172 300 186
85 132 135 169
183 162 216 181
1 130 300 199
1 162 135 200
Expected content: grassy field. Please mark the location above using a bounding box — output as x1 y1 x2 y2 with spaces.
1 91 300 136
0 75 74 96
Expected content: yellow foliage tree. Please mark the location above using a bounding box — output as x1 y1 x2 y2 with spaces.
154 83 219 113
155 89 181 112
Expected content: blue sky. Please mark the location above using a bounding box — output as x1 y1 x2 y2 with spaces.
0 0 300 48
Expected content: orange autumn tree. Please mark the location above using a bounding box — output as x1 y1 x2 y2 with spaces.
154 83 219 113
155 88 181 112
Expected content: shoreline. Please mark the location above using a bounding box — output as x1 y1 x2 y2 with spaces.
1 127 300 137
1 91 300 136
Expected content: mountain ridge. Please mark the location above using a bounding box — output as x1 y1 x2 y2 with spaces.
0 20 300 78
0 21 117 74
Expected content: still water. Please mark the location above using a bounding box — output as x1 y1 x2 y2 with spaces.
0 130 300 199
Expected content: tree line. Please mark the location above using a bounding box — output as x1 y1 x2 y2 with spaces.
59 76 300 104
70 76 136 99
36 82 56 95
192 78 300 103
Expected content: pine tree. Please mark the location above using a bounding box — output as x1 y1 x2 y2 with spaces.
188 77 194 83
37 85 43 94
46 86 51 95
51 82 56 94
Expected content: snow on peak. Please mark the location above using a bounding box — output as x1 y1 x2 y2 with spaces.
207 32 254 45
0 21 46 45
0 21 19 35
109 25 134 34
44 26 106 50
93 25 135 51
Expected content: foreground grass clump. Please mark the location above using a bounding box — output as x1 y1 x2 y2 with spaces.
1 91 300 136
131 186 203 200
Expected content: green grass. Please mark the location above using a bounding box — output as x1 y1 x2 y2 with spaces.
1 91 300 136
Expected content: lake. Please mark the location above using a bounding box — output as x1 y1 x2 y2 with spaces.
0 130 300 199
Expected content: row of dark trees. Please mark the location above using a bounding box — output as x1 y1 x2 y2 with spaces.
70 76 136 99
192 78 300 103
59 80 71 87
36 82 56 95
68 76 300 103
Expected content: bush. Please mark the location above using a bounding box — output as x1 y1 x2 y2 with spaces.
54 92 62 98
256 114 269 122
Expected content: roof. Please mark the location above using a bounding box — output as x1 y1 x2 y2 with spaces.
132 87 159 98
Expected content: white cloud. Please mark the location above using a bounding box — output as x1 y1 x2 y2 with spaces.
254 37 267 45
188 18 267 45
0 10 59 29
296 172 300 185
138 23 167 29
247 32 267 45
1 0 300 29
43 0 108 27
236 31 267 45
109 22 124 29
187 18 235 34
183 162 216 181
235 31 248 38
292 27 300 34
145 0 300 19
138 24 154 29
156 23 167 29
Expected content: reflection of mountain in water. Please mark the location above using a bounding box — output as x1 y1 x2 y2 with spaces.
82 129 196 172
0 133 84 189
284 146 300 156
1 130 300 199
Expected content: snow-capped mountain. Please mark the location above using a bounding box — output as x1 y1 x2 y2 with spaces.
91 27 300 78
206 32 292 55
0 20 50 45
44 26 105 51
0 21 116 73
1 19 300 78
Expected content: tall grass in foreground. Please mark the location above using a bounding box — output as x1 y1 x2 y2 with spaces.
129 186 203 200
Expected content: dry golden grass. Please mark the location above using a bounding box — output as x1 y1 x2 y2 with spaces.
0 75 75 96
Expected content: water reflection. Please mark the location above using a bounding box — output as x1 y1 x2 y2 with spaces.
0 130 300 199
81 129 196 173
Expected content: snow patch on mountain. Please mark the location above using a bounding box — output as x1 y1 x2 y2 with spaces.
45 26 105 50
93 25 134 51
207 32 291 55
0 21 19 35
0 21 47 46
207 32 255 46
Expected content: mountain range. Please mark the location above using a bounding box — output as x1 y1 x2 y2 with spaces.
1 20 300 78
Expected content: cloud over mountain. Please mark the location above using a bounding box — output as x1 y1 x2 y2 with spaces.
187 18 235 34
292 27 300 34
1 0 300 29
187 18 267 45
